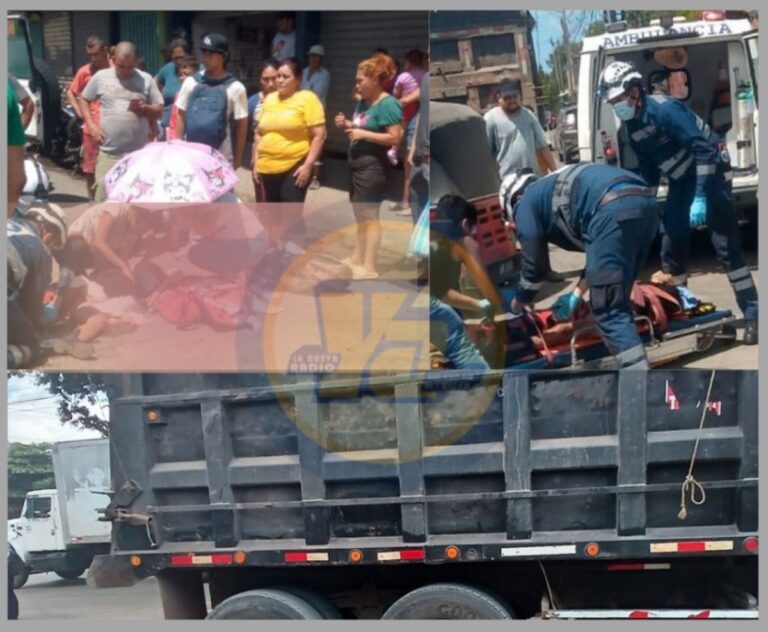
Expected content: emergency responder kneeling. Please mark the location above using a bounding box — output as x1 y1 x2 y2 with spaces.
500 163 660 369
598 61 758 345
7 202 68 368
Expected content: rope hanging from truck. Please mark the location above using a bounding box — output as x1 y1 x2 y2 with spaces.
677 370 716 520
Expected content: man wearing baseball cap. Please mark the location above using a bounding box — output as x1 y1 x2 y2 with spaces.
484 77 556 180
175 33 248 168
301 45 331 107
301 44 331 189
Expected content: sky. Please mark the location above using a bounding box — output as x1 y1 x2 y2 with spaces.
7 374 106 444
531 10 603 71
531 10 563 71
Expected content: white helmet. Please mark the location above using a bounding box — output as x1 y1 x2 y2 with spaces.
21 158 53 204
17 202 68 250
599 61 643 102
499 171 538 218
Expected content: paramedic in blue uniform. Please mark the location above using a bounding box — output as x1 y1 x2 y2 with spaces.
598 61 758 345
7 202 68 368
500 163 660 369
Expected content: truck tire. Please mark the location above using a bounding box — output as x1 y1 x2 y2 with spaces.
55 566 87 580
273 586 343 619
13 567 30 589
382 583 516 620
31 57 61 156
206 589 325 620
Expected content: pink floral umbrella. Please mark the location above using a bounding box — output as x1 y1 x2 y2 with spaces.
103 140 240 203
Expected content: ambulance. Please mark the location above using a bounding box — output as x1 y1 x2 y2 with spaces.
578 12 758 218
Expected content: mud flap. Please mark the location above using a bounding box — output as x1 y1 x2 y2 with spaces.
86 554 140 589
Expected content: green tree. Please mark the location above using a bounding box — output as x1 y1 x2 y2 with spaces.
7 443 55 518
12 372 112 436
538 68 562 113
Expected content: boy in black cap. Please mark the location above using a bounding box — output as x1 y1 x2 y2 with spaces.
175 33 249 169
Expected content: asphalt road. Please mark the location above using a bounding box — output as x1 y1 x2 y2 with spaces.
14 572 164 620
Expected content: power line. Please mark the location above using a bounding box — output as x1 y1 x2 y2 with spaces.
7 394 58 405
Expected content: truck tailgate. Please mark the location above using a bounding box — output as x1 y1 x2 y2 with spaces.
108 371 757 563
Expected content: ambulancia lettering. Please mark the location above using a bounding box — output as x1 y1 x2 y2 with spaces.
603 22 732 49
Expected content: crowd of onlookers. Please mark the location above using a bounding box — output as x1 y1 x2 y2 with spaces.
6 12 430 368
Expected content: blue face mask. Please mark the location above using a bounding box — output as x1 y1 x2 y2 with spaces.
612 100 636 121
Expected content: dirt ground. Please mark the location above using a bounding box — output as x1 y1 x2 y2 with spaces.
543 234 758 370
37 159 429 372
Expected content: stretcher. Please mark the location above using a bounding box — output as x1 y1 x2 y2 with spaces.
464 304 738 370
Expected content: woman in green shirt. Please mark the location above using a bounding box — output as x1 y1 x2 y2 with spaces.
334 55 402 280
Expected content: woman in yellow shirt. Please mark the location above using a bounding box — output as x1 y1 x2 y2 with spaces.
253 58 327 246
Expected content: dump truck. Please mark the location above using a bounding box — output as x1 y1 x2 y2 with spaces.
430 11 541 116
91 370 758 619
9 438 111 587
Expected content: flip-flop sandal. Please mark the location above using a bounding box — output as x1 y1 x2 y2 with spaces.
352 269 379 281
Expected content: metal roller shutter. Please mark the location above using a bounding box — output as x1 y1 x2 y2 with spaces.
71 11 112 71
42 11 74 90
320 11 429 154
119 12 162 76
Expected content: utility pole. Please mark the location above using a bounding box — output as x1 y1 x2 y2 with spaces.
549 37 563 94
559 11 576 95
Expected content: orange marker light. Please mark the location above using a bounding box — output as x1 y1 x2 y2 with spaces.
130 555 142 567
445 546 460 560
234 551 247 565
349 549 363 563
147 410 159 421
585 543 600 557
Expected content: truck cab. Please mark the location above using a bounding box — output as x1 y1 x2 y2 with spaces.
17 490 65 554
578 13 758 217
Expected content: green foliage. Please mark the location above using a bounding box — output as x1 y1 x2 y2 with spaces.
12 372 112 436
538 68 562 113
8 443 55 516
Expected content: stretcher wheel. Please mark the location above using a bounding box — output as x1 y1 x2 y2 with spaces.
695 333 716 353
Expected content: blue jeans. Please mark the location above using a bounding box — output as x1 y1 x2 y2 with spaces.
430 295 490 370
409 161 429 225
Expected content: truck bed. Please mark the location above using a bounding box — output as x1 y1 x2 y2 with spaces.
107 370 757 572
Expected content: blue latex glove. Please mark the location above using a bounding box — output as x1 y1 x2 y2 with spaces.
689 196 708 228
552 292 582 322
